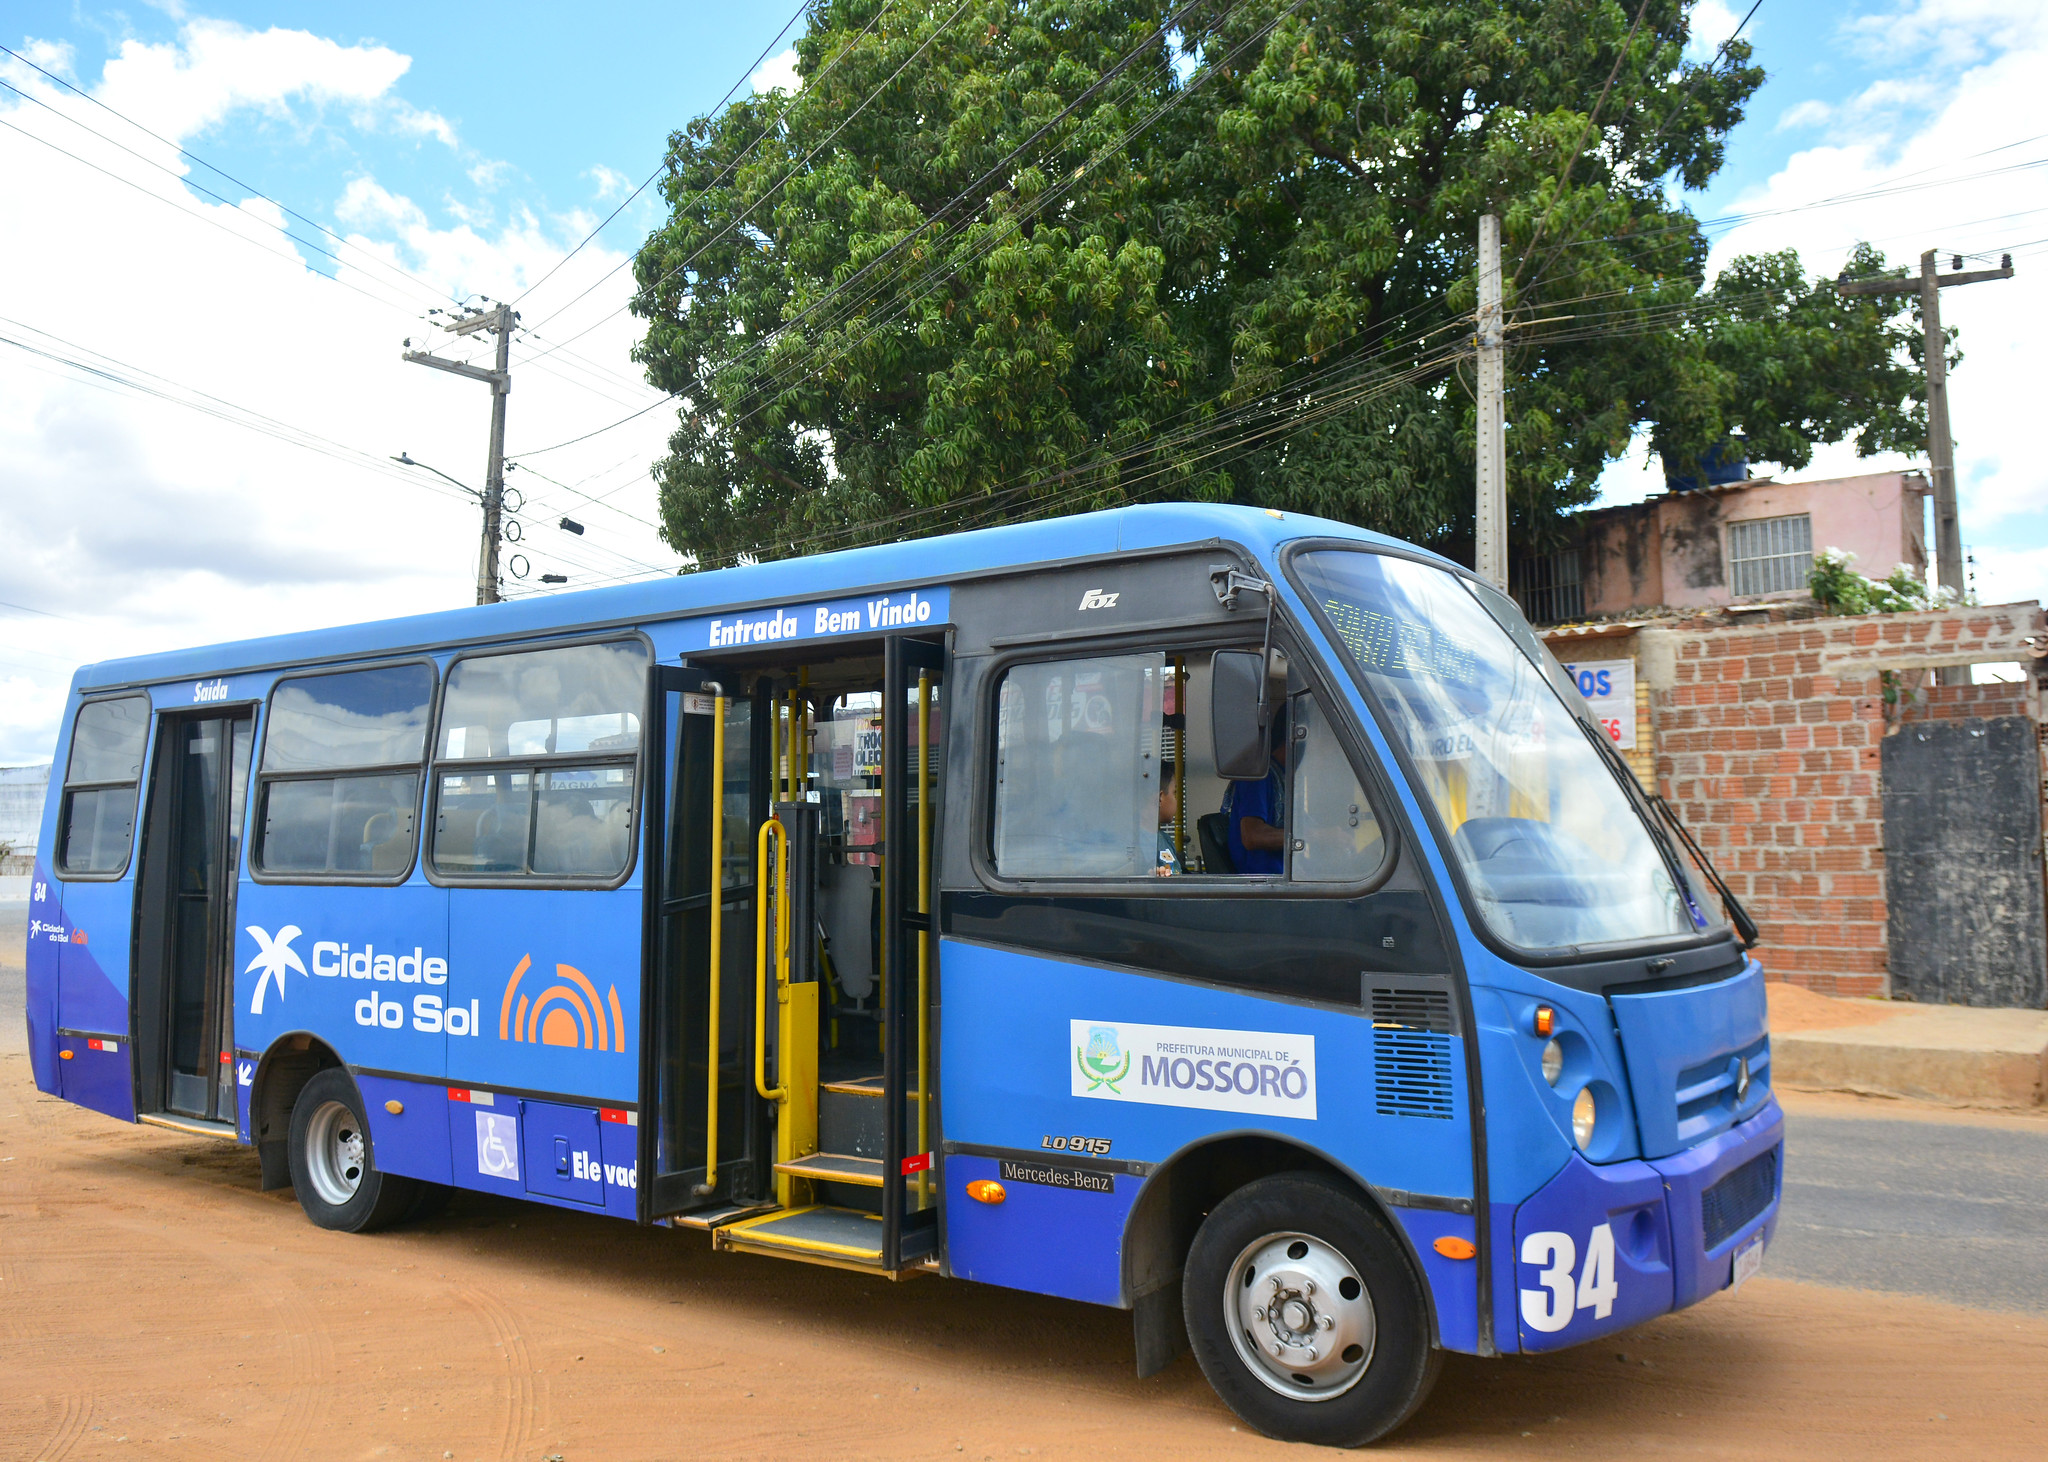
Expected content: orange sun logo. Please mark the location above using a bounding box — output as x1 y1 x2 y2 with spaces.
497 954 626 1053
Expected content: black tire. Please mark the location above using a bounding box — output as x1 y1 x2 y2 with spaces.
1183 1172 1441 1447
286 1068 420 1233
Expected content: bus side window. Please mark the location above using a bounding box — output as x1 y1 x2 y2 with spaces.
429 640 648 883
1287 693 1385 883
991 653 1164 878
255 663 435 880
57 695 149 878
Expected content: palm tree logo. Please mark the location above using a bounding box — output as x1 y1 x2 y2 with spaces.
245 925 306 1015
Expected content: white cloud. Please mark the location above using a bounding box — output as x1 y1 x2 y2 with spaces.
585 163 631 201
1968 541 2048 608
1776 99 1832 131
467 157 513 188
1686 1 1749 61
1844 0 2046 72
0 18 680 763
1706 22 2048 566
94 18 421 144
388 102 459 149
17 39 76 80
751 47 800 95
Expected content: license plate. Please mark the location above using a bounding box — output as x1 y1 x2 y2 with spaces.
1730 1234 1765 1291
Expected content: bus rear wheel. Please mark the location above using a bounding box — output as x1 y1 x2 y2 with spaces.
286 1069 420 1233
1183 1172 1440 1447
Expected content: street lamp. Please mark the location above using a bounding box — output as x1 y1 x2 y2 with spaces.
391 452 478 498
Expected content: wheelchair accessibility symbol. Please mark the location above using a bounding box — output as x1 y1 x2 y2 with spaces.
475 1110 520 1180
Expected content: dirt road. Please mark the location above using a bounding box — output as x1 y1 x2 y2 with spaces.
1 1055 2043 1460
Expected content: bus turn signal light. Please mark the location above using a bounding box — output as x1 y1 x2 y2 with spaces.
385 1100 404 1115
1533 1005 1555 1037
1433 1236 1477 1261
966 1179 1006 1205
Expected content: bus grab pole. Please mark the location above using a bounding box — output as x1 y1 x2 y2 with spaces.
754 817 789 1103
697 695 726 1196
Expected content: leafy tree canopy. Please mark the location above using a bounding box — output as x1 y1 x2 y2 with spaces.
630 0 1930 568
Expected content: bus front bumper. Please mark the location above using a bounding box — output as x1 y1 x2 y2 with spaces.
1508 1098 1784 1353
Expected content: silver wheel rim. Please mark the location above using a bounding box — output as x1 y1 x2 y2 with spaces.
1225 1229 1376 1402
304 1099 366 1207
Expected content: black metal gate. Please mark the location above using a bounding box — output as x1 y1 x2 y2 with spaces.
1882 715 2047 1007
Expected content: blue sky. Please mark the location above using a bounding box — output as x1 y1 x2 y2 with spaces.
8 1 805 262
1 2 2044 764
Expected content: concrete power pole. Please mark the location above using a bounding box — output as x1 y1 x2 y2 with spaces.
1475 214 1508 590
1837 251 2012 681
404 302 517 605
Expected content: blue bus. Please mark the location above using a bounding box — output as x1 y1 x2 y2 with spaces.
22 504 1779 1446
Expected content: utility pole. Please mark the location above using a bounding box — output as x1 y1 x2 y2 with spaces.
1475 213 1508 590
1837 251 2012 680
404 302 516 604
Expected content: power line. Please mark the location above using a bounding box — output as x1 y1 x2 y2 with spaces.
507 0 817 310
512 0 977 368
511 0 912 350
0 316 477 508
0 43 461 311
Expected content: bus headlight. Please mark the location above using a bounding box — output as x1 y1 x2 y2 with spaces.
1572 1086 1597 1149
1541 1039 1564 1086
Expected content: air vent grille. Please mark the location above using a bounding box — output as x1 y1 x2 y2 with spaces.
1370 986 1455 1120
1701 1145 1779 1250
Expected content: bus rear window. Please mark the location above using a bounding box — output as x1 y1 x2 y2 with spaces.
57 696 148 877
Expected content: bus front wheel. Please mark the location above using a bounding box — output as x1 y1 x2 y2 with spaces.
1183 1172 1440 1447
286 1069 421 1233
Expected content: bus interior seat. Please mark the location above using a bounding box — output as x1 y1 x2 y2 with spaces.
359 811 411 872
473 804 526 872
1196 812 1235 875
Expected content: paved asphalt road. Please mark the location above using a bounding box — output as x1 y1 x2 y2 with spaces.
1771 1105 2048 1315
3 898 2041 1316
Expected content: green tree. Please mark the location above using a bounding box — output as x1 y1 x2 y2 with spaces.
631 0 1928 568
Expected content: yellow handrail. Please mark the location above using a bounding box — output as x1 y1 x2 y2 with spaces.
916 672 933 1203
699 694 726 1194
754 816 789 1103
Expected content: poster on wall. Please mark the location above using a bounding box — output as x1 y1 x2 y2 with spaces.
1560 658 1636 748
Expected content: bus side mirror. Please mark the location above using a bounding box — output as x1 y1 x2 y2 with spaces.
1211 650 1269 780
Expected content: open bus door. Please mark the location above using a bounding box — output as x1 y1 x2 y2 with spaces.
640 637 944 1273
637 665 767 1222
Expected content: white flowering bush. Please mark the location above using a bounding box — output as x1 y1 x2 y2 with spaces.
1808 547 1958 615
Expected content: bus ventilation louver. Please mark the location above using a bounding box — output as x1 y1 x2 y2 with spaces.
1700 1145 1779 1250
1369 986 1455 1120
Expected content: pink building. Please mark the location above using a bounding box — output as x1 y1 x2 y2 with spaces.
1512 470 1931 624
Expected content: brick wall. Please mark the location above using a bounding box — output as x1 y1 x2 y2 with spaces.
1641 603 2046 998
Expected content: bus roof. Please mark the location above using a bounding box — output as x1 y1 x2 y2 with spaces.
70 501 1441 691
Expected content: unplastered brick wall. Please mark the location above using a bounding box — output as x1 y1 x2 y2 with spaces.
1639 602 2047 998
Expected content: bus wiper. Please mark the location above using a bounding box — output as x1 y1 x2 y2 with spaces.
1649 793 1760 949
1574 716 1756 949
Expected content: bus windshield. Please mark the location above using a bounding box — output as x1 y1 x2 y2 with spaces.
1295 548 1714 952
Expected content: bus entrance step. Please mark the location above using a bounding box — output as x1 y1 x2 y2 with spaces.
670 1201 778 1231
774 1151 883 1187
713 1205 889 1271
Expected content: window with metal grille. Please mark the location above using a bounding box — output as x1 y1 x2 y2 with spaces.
1512 549 1583 625
1726 514 1812 597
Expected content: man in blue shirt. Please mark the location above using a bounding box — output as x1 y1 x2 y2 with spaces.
1223 715 1287 875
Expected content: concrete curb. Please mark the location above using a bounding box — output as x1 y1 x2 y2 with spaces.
1773 1004 2048 1107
